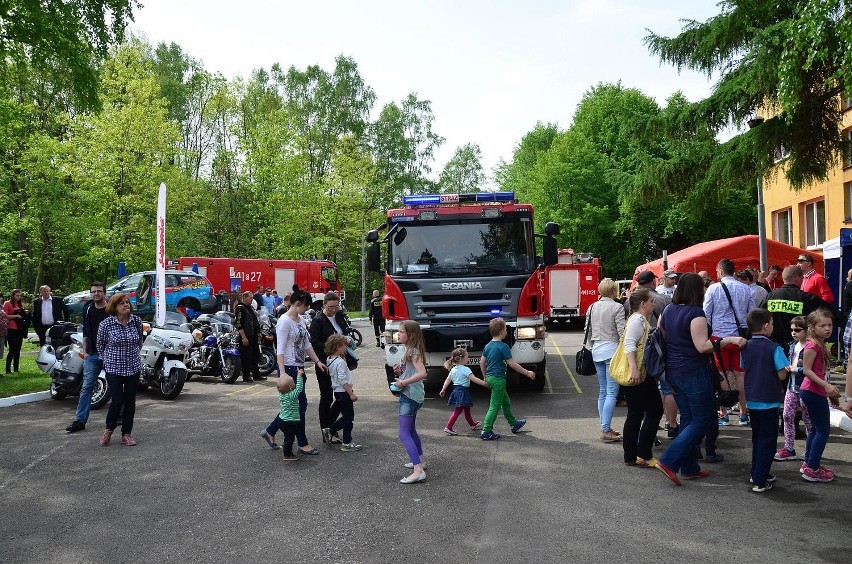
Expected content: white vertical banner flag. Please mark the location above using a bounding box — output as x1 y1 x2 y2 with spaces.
155 182 167 327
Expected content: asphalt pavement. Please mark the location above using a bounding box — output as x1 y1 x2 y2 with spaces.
1 319 850 564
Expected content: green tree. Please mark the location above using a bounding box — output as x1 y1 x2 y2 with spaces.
0 0 139 111
645 0 852 188
438 143 485 193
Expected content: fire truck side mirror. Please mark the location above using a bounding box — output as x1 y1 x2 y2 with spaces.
366 242 381 273
543 222 560 266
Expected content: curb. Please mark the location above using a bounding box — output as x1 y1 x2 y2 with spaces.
0 390 51 408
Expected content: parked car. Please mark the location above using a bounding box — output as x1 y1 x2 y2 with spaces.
63 270 218 317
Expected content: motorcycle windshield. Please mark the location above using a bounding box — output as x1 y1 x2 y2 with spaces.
161 311 190 331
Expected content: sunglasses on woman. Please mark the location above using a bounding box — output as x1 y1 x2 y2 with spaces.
790 327 804 333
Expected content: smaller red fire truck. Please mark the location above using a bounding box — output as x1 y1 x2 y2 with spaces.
176 257 341 306
543 249 602 327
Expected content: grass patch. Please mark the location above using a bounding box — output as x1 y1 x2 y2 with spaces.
0 340 51 398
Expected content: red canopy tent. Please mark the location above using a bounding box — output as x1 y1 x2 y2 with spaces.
632 235 823 282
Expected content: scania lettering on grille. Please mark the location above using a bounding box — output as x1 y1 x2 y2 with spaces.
441 282 483 290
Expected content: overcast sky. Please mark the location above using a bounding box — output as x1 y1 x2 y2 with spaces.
131 0 727 187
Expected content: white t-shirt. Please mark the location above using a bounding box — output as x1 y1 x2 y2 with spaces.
276 314 312 366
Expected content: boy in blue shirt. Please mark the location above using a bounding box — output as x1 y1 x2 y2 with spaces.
740 308 789 492
478 317 536 440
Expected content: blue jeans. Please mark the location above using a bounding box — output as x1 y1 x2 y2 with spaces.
265 365 309 447
659 364 715 475
75 354 103 424
799 389 830 470
750 407 779 485
594 359 618 432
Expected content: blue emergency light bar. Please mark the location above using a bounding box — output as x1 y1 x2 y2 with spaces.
402 192 515 207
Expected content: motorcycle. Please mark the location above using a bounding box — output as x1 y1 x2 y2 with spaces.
36 322 110 408
256 309 277 376
139 311 193 399
184 312 242 383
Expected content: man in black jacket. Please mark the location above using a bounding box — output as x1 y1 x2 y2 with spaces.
33 285 67 346
368 289 385 348
759 265 835 348
234 291 264 382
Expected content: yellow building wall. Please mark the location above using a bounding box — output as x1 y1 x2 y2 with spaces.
762 107 852 252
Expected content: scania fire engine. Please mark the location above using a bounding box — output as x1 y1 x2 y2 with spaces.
366 192 559 391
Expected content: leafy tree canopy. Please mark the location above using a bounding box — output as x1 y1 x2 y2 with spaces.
0 0 139 111
645 0 852 188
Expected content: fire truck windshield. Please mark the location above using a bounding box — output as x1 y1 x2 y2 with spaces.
389 219 534 276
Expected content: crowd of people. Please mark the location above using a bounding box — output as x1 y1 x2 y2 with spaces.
6 258 849 488
585 257 852 491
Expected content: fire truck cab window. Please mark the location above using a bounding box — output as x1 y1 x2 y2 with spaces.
391 220 533 275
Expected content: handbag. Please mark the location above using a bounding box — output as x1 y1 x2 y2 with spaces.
643 310 667 379
711 340 739 407
345 341 359 371
575 304 597 376
610 316 649 386
719 282 752 339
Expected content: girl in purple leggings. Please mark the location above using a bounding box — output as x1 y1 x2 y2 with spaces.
775 316 812 461
392 320 428 484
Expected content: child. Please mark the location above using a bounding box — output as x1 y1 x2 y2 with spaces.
324 334 361 451
439 347 488 435
277 369 306 461
799 309 843 482
392 320 428 484
775 316 813 461
478 317 536 440
740 309 788 492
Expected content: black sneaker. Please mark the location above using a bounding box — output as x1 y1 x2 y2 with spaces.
66 420 85 433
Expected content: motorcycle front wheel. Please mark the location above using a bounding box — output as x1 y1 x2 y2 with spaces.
159 364 186 399
90 376 110 408
257 346 276 376
221 355 240 384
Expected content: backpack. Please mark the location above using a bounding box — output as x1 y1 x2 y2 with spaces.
643 323 666 379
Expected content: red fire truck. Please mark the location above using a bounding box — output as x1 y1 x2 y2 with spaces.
365 192 560 391
176 257 341 306
543 249 602 327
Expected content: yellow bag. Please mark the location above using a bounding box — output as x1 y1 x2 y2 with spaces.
609 317 649 386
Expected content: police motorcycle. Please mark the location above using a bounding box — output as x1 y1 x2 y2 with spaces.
36 322 110 408
184 312 242 383
139 311 193 399
257 308 277 376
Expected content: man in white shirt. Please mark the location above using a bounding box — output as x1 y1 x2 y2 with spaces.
33 285 67 346
655 270 677 298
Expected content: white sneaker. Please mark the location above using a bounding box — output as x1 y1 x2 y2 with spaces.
340 442 362 451
403 462 427 469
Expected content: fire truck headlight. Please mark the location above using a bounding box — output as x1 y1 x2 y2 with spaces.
516 327 536 340
516 326 545 340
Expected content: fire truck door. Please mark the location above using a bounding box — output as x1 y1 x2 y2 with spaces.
275 269 295 294
549 269 580 310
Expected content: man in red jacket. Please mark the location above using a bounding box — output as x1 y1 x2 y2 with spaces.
797 254 834 303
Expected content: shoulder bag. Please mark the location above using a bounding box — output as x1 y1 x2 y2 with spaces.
719 282 752 339
711 340 739 407
643 309 667 379
575 303 597 375
610 316 649 386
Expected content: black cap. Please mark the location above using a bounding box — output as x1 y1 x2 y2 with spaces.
637 271 655 285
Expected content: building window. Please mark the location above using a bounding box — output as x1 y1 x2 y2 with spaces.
845 128 852 168
802 199 826 248
773 208 792 245
846 181 852 222
844 92 852 110
773 144 790 163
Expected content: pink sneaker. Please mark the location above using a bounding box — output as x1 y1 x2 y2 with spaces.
802 466 834 482
774 448 797 461
443 427 457 436
470 421 482 430
800 461 808 474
